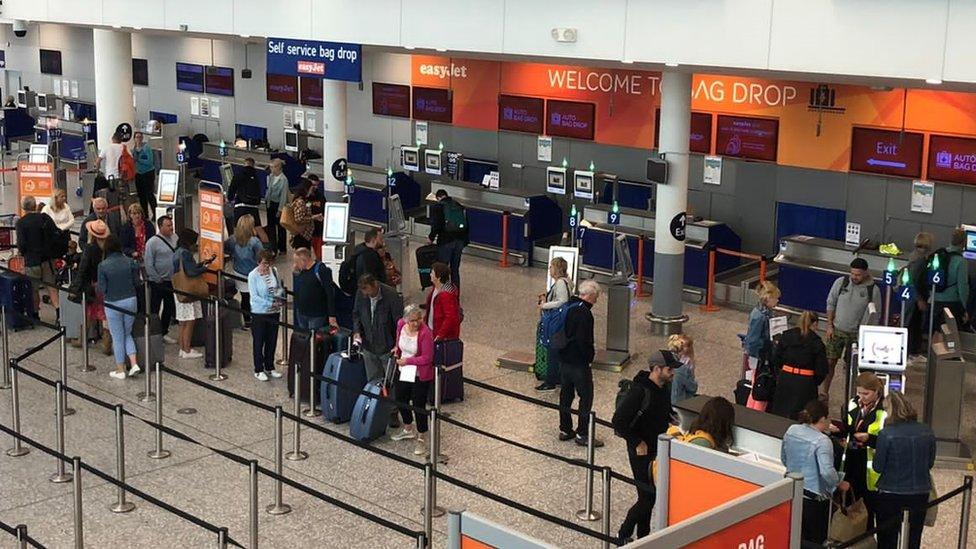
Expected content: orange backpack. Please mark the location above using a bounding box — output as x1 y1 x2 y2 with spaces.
118 144 136 181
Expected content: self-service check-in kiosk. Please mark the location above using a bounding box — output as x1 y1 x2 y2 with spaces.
929 309 971 460
856 325 908 394
155 169 181 224
546 166 569 195
321 202 351 285
401 146 423 172
283 128 308 154
424 149 443 176
573 170 595 201
593 234 632 371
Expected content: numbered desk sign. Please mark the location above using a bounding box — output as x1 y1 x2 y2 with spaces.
577 226 586 241
882 270 896 287
607 210 621 225
387 173 396 188
899 285 915 303
569 214 578 229
930 269 945 288
176 152 185 164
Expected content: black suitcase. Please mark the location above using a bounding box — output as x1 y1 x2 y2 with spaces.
202 303 234 369
287 330 327 406
0 272 34 330
416 244 439 289
434 339 464 403
132 317 165 368
734 379 752 406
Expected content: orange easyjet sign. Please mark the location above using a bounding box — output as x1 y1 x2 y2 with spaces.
17 162 54 216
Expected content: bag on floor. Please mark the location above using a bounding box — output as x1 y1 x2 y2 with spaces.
734 378 752 406
287 329 327 407
349 358 396 442
133 317 165 368
828 494 869 543
533 319 548 381
0 271 34 330
415 244 438 289
434 339 464 403
321 341 367 423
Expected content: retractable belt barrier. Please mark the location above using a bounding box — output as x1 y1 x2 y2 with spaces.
701 245 769 313
0 518 46 549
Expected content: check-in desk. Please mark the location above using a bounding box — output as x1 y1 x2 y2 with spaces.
2 108 36 151
34 117 94 163
774 236 908 313
580 204 741 288
328 163 420 228
428 181 562 263
199 143 274 192
675 395 794 463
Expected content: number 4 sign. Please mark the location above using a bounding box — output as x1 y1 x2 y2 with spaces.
899 285 914 302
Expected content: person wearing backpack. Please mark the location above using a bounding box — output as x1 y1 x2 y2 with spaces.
339 227 386 296
16 196 60 319
612 353 679 542
428 190 469 290
823 257 881 398
930 229 969 333
556 280 602 447
536 257 574 391
292 247 338 332
96 133 126 180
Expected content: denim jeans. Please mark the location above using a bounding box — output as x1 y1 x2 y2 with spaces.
436 239 465 290
105 296 137 364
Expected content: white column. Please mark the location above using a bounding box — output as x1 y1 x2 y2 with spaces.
650 70 692 332
321 79 348 200
92 29 135 146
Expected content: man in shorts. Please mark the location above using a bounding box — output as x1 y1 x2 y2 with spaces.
824 257 881 398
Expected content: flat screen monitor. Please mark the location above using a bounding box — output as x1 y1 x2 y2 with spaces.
205 66 234 97
546 167 567 195
715 115 779 162
546 99 595 140
29 144 48 163
36 95 47 110
387 194 407 234
220 164 234 186
372 83 410 118
574 170 594 200
498 95 545 134
266 74 298 104
654 109 712 154
613 234 634 279
284 128 300 152
401 146 420 172
966 229 976 257
176 63 205 93
132 58 149 86
16 91 27 108
857 325 908 372
646 156 668 184
39 49 62 75
927 134 976 185
323 202 350 243
413 87 452 123
299 77 323 107
850 127 923 178
156 169 179 205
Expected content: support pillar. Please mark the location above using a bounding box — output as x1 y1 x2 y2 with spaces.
647 70 692 336
93 30 135 146
322 79 348 202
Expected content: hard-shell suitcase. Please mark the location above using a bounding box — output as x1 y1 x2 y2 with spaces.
287 330 327 406
0 272 34 330
321 344 367 424
416 244 439 289
434 339 464 403
133 317 165 368
202 303 234 369
349 359 396 442
60 288 83 339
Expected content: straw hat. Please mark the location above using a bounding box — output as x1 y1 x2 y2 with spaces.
87 219 109 240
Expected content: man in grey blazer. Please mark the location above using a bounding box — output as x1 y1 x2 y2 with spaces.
352 273 403 381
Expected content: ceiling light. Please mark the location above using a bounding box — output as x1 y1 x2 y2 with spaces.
240 34 250 38
134 26 143 30
404 45 415 50
436 48 446 52
112 24 122 29
926 78 942 85
665 61 678 67
621 59 634 64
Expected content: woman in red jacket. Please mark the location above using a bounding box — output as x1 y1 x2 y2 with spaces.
424 262 461 341
389 304 435 456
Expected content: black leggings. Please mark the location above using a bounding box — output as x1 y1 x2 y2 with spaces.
135 171 157 219
618 441 654 539
396 379 430 433
250 313 279 373
266 202 286 254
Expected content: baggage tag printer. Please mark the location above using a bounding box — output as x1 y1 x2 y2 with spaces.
321 202 351 285
856 325 909 394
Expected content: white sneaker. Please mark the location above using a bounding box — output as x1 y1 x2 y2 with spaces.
128 364 141 376
163 335 177 344
390 427 416 441
414 437 429 456
266 370 283 379
180 349 203 359
109 371 126 380
254 371 269 382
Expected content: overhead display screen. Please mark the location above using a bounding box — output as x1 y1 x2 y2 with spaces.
654 109 713 154
372 83 410 118
299 77 323 107
40 49 62 75
204 66 235 96
850 127 923 178
266 74 298 104
716 115 779 162
498 95 544 134
413 87 452 123
132 59 149 86
176 63 205 92
927 134 976 185
546 99 596 140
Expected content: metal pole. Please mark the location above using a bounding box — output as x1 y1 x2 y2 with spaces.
432 366 447 464
900 299 907 328
415 532 427 549
249 459 259 549
142 281 154 401
276 283 289 367
601 467 612 549
925 294 937 425
422 463 433 545
897 508 911 549
79 291 94 372
217 527 229 549
15 524 27 549
303 332 320 417
209 299 227 381
575 412 600 521
0 306 10 390
147 362 170 459
5 363 28 456
110 404 135 513
72 456 83 549
50 382 73 483
59 329 75 416
427 408 445 518
885 285 892 326
266 406 292 515
959 476 972 549
286 361 308 461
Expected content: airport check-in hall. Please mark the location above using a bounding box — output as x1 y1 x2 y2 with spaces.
0 2 973 548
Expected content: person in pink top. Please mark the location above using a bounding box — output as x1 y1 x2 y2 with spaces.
389 304 435 456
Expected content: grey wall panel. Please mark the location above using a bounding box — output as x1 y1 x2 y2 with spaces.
885 218 925 250
709 193 740 239
920 222 957 246
497 134 524 189
687 154 705 192
959 186 976 223
845 173 887 243
732 162 778 254
688 189 710 221
775 165 849 210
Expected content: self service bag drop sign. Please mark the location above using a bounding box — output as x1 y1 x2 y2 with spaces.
266 38 362 83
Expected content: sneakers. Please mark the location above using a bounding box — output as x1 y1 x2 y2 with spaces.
390 426 417 441
109 371 126 380
254 371 269 382
535 382 558 391
179 349 203 359
414 437 428 456
128 364 141 376
575 435 605 448
558 430 576 441
265 370 283 379
162 335 177 345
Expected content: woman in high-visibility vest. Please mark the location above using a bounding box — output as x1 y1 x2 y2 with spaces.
833 372 886 527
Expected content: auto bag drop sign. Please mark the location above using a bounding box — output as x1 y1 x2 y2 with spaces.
927 134 976 185
266 38 361 82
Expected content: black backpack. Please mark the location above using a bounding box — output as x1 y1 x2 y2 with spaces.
442 198 467 234
920 247 960 294
337 248 363 296
750 359 776 402
613 379 651 438
47 225 69 261
840 276 876 302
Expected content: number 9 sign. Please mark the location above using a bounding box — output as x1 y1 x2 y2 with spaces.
607 211 620 225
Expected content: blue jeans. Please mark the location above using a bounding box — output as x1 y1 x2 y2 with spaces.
105 296 137 364
437 239 465 289
294 312 326 332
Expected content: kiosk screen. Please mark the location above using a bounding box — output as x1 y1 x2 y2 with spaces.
613 234 634 279
176 63 205 92
373 83 411 118
205 66 235 97
300 77 323 107
157 169 179 205
857 325 908 372
323 202 350 243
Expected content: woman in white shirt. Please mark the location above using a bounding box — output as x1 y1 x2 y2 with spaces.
42 189 74 231
389 304 435 456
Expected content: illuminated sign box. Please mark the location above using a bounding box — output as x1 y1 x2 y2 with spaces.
850 127 923 179
498 94 544 134
716 115 779 162
927 134 976 185
546 99 595 140
176 62 205 93
413 87 452 123
299 77 323 107
372 83 411 118
266 74 299 104
654 109 713 154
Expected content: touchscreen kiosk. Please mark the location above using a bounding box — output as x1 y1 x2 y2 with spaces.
29 144 49 163
963 224 976 260
16 90 28 108
546 166 568 195
323 202 350 244
219 163 234 187
424 149 443 176
387 194 407 235
36 94 47 111
283 128 302 153
857 325 908 393
401 146 421 172
574 170 594 200
155 169 180 221
613 233 634 281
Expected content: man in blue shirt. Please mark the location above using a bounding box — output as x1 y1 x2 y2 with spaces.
132 131 157 221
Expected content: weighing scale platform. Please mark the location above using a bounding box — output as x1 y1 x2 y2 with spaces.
495 351 534 372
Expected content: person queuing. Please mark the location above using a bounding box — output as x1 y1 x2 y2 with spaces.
96 132 125 181
904 232 934 359
931 228 970 331
353 273 403 381
782 399 849 545
226 215 263 328
80 197 121 251
144 216 178 344
227 157 262 227
132 131 156 220
247 250 285 382
16 196 59 319
612 355 679 542
173 229 215 359
744 281 780 381
768 311 828 420
427 189 468 290
41 188 74 231
833 372 887 528
424 262 461 341
97 236 142 380
71 220 111 354
353 228 387 284
288 180 321 250
120 203 155 261
683 396 735 452
389 304 435 457
557 279 602 448
668 334 699 404
292 247 338 332
872 392 936 549
306 173 325 259
535 257 573 392
823 257 880 397
265 158 289 257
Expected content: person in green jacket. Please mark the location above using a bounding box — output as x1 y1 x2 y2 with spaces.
932 228 970 330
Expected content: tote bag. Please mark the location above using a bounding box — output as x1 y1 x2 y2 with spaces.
171 256 209 303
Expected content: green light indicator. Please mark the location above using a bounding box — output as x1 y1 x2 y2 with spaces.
438 141 444 151
570 204 577 216
886 258 896 273
612 201 620 214
562 158 568 168
931 253 941 270
589 161 595 172
387 167 393 176
219 140 226 148
901 268 910 285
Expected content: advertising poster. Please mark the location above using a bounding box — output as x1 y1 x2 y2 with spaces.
198 185 224 285
190 96 200 116
911 180 934 214
17 162 53 216
703 156 722 185
845 222 862 247
537 136 552 162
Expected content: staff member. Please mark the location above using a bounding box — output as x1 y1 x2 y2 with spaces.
132 131 157 220
834 372 887 527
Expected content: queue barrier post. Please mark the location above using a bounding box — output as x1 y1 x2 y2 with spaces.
575 412 600 522
898 508 911 549
423 409 446 518
15 524 27 549
416 532 427 549
422 463 434 547
110 404 136 513
276 282 289 367
72 456 84 549
601 466 612 549
266 406 292 516
79 291 95 372
759 255 767 284
249 459 259 549
217 527 229 549
700 246 720 312
50 382 73 483
141 281 154 402
59 329 75 416
432 365 447 464
0 306 10 390
209 298 228 381
303 332 320 417
286 361 308 461
635 236 647 298
959 475 972 549
499 211 510 268
5 362 28 457
147 361 171 459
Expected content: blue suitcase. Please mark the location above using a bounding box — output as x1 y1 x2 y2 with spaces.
0 272 34 330
349 359 396 442
320 348 367 424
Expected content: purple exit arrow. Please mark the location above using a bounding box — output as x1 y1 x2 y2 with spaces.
867 158 906 169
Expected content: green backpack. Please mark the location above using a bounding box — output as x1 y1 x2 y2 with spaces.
443 199 467 234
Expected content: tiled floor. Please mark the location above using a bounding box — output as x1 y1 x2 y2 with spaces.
0 179 973 548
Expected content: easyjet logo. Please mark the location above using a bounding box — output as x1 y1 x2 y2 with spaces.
418 63 469 79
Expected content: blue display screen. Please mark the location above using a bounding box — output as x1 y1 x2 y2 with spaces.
176 63 205 92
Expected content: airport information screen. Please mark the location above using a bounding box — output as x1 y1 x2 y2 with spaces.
927 134 976 185
715 115 778 162
850 127 923 178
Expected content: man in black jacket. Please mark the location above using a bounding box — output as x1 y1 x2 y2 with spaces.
352 273 403 381
557 279 602 447
612 354 679 542
353 227 387 285
227 157 262 226
16 196 59 317
428 190 468 290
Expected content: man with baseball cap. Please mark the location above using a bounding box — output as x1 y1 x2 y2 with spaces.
823 257 880 398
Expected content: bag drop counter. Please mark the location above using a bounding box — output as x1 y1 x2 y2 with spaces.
198 143 274 196
316 163 421 230
674 395 794 463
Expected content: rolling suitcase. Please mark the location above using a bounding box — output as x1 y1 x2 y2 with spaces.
287 329 327 406
321 342 367 423
0 271 34 330
202 302 234 369
133 317 165 369
349 358 396 442
60 287 83 339
434 339 464 403
416 244 439 289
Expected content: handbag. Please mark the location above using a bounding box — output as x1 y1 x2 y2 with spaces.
828 492 869 543
171 257 209 303
925 475 938 527
279 202 302 234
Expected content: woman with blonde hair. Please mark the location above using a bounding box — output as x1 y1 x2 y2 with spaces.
41 188 75 231
668 334 698 403
535 256 575 391
743 281 780 380
120 202 156 261
225 214 263 327
265 158 289 256
768 311 828 419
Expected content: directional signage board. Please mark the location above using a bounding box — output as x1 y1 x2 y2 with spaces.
266 38 362 82
850 127 924 179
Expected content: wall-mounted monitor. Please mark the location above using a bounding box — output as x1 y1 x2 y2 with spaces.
266 74 298 104
647 155 668 184
498 95 544 134
176 63 205 93
39 49 62 75
546 166 568 195
156 169 180 205
574 170 594 200
205 66 234 97
715 115 779 162
654 109 712 154
299 77 323 107
927 134 976 185
546 99 596 141
850 127 923 179
425 150 443 176
412 87 452 123
401 146 421 172
132 58 149 86
373 83 410 118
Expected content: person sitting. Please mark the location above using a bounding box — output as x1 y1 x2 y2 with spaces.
768 311 828 420
676 396 735 452
119 203 156 261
